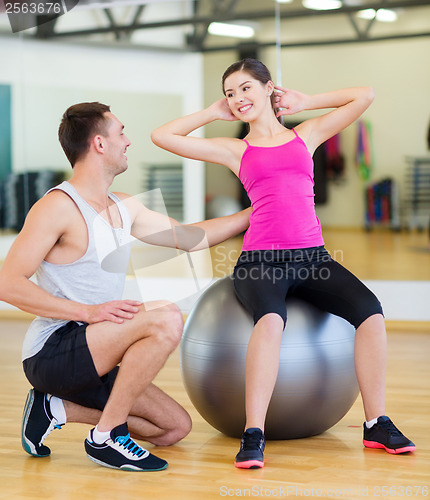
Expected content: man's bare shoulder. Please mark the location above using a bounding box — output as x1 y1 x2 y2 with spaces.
27 188 79 225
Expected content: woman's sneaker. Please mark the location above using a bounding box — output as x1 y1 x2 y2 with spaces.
363 416 416 454
235 428 265 469
84 423 168 471
21 389 63 457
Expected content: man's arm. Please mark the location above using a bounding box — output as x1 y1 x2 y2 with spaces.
0 192 140 324
121 194 251 252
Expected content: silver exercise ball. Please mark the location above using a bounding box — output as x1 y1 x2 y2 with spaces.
180 275 359 440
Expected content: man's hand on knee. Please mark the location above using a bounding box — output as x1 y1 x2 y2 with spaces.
84 300 142 324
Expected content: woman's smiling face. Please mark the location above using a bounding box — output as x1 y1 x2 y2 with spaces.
223 70 272 122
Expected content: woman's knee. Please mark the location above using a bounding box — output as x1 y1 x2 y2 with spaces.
254 311 286 331
355 312 386 332
351 292 384 330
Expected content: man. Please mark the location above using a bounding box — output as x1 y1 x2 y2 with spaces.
0 102 251 472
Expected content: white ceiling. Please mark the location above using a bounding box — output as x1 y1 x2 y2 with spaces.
1 0 429 52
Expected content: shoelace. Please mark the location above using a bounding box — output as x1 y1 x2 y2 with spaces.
45 395 63 432
379 419 403 437
242 433 264 451
38 421 63 446
115 433 146 457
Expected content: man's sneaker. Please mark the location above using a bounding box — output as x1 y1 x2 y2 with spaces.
363 416 416 454
84 423 168 471
235 427 265 469
21 389 63 457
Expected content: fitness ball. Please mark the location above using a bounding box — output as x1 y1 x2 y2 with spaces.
180 275 359 440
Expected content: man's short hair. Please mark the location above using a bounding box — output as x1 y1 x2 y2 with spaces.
58 102 111 167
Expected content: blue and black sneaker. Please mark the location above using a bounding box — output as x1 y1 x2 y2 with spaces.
235 427 265 469
363 416 416 454
21 389 63 457
84 423 168 471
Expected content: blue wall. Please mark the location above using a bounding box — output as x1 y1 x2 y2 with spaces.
0 85 12 180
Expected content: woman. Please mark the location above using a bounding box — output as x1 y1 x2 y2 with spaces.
151 58 415 468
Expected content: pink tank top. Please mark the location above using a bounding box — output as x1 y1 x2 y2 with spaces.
239 129 324 251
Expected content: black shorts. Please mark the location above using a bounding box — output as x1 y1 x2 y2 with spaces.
233 246 383 329
23 321 118 411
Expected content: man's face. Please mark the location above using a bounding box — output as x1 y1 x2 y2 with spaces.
102 112 131 174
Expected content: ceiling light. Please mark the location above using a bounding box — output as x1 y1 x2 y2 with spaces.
357 8 377 20
302 0 342 10
357 8 398 22
342 0 365 5
208 22 255 39
275 0 294 3
376 9 398 22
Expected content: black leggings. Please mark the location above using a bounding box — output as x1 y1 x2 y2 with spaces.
233 246 383 329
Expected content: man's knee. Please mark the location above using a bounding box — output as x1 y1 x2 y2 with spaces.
161 302 183 342
144 301 183 349
157 410 192 446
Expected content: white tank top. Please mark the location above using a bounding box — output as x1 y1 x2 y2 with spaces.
22 181 132 360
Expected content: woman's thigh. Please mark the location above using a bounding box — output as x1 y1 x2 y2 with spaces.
291 259 383 328
233 263 291 326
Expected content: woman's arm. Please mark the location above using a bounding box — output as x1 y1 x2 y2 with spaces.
274 86 375 155
151 99 244 175
185 206 252 251
125 194 251 252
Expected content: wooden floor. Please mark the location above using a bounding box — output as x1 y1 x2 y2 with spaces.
1 229 429 499
1 321 429 500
